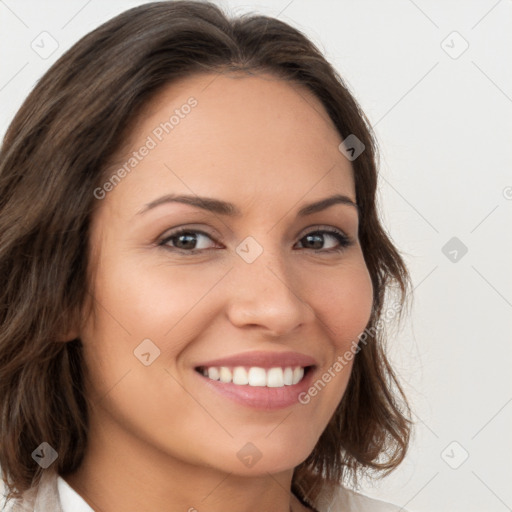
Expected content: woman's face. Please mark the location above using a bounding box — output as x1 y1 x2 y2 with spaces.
79 72 373 476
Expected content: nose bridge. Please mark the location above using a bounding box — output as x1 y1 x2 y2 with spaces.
226 234 313 334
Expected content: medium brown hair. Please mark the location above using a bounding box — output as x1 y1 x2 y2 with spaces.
0 0 413 508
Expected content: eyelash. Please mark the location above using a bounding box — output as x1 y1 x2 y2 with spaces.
158 226 354 255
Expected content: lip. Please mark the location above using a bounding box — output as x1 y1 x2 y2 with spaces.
193 350 318 369
193 350 318 411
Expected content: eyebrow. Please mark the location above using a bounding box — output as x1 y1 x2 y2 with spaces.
137 193 359 218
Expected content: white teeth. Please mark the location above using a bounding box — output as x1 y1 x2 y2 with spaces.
248 367 267 386
232 366 249 385
219 367 232 383
199 365 307 387
267 367 284 387
292 367 304 385
207 367 220 380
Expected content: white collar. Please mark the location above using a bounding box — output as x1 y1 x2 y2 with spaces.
56 476 94 512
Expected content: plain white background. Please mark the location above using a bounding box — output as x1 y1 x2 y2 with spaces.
1 1 511 511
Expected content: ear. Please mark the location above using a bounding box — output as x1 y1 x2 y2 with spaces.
56 314 81 343
57 328 80 343
56 302 89 343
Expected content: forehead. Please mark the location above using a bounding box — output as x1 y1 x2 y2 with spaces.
103 71 355 215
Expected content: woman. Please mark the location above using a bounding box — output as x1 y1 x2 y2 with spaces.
0 1 413 511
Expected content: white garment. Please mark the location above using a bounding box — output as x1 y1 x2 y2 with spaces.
56 477 94 512
1 471 408 511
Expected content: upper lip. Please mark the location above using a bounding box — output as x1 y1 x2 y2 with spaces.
194 350 318 369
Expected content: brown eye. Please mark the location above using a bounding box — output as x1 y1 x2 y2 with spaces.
160 229 218 252
296 229 353 253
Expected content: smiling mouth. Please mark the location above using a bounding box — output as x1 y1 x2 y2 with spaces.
194 365 313 388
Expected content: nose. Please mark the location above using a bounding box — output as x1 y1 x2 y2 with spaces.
225 246 315 337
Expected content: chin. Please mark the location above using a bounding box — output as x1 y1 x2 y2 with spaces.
205 436 316 476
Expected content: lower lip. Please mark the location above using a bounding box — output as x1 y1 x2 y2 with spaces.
194 367 316 411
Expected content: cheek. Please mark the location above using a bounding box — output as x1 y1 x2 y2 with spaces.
293 258 373 414
303 258 373 350
79 255 230 431
83 251 229 363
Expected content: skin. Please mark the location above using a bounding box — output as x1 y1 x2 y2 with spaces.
63 71 374 512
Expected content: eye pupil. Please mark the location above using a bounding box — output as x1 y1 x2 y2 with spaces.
175 232 197 249
304 233 323 249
